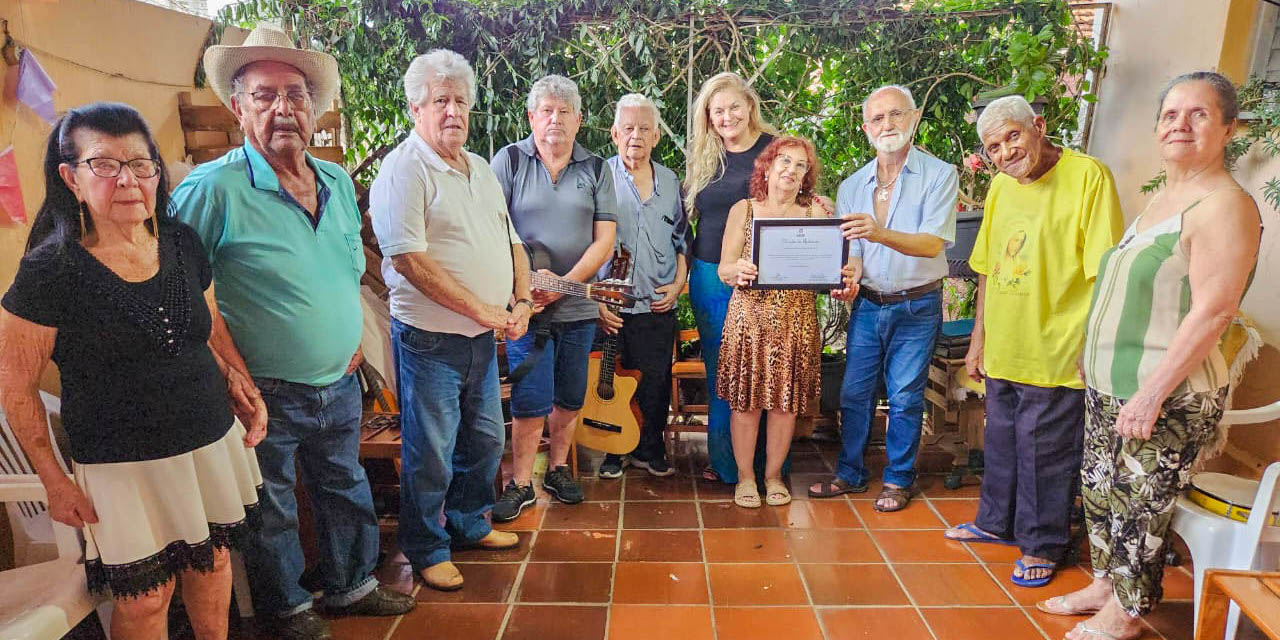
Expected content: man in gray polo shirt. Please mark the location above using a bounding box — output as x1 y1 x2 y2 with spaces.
490 74 618 520
597 93 690 479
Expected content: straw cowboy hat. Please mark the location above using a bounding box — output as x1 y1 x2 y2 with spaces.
203 23 340 113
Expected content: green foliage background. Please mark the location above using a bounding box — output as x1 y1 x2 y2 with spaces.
217 0 1105 197
214 0 1105 346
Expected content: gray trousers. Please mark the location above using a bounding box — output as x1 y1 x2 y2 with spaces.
975 377 1084 562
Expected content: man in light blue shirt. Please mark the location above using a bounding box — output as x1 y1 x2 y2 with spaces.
809 85 958 514
595 93 691 479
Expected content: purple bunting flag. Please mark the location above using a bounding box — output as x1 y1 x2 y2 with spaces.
17 49 56 125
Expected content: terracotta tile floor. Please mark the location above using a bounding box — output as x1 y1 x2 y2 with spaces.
279 439 1204 640
66 440 1207 640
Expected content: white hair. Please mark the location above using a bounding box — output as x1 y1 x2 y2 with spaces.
403 49 476 108
527 75 582 114
861 84 916 114
976 95 1037 141
613 93 660 128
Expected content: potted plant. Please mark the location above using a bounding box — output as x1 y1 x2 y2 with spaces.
816 294 851 416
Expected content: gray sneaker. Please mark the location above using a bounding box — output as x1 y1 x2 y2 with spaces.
598 454 627 479
631 456 675 477
492 481 536 522
542 465 585 504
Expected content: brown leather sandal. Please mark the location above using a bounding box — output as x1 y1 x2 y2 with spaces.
807 476 868 498
873 485 912 512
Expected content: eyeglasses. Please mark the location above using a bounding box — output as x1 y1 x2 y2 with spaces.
867 109 914 126
237 90 313 110
73 157 162 179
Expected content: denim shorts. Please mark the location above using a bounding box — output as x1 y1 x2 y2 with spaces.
505 319 597 418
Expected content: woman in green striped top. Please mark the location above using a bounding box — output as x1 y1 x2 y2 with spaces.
1037 72 1262 640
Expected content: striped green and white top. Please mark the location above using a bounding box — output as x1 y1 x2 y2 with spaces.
1083 191 1244 399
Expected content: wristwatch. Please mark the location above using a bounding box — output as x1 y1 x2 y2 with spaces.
513 298 534 312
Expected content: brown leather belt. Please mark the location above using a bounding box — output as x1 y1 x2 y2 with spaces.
859 280 942 305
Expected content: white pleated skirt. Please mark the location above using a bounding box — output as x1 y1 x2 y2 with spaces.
75 420 262 597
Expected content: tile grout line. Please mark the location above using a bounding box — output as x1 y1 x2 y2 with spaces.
604 467 626 640
691 457 720 640
859 496 942 640
796 449 834 639
379 581 420 640
492 485 544 639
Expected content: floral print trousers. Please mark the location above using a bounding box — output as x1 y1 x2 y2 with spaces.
1081 386 1227 616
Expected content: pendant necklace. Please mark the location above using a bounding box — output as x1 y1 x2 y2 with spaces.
876 166 903 202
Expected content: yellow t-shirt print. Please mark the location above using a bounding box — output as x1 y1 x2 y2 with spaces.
990 227 1032 293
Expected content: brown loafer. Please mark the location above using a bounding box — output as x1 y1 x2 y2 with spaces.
421 561 464 591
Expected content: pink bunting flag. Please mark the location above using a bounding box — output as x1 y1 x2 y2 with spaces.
17 49 56 125
0 147 27 224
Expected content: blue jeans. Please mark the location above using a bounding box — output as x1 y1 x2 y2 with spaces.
837 290 942 488
246 373 379 617
688 258 786 483
505 319 596 418
392 319 505 571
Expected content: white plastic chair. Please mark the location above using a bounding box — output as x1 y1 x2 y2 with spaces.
1171 399 1280 640
0 392 71 567
0 392 112 639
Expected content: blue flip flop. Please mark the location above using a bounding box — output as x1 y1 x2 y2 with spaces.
1011 557 1057 588
944 522 1017 546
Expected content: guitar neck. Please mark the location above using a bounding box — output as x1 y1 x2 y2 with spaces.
531 272 588 296
599 325 621 386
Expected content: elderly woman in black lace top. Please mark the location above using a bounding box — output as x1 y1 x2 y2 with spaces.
0 102 266 640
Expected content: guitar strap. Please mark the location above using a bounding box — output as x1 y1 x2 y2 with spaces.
505 318 555 384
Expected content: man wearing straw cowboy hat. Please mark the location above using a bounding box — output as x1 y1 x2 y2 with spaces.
172 23 415 639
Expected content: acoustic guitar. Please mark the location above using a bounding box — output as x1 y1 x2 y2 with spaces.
574 250 643 455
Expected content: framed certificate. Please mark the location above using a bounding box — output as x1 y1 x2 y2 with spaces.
749 218 849 290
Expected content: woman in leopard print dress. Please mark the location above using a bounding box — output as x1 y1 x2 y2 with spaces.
716 136 827 509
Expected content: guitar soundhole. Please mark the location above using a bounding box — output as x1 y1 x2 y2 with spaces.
597 382 615 400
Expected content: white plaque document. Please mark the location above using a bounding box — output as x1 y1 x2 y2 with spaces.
749 218 849 290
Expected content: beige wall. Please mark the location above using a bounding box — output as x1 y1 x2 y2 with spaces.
0 0 232 284
1088 0 1280 473
0 0 233 388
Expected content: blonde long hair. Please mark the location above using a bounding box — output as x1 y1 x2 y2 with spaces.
684 72 778 217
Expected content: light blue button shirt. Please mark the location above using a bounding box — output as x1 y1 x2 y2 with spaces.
835 147 959 293
606 156 691 315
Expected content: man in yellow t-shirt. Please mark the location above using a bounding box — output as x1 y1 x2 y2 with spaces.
943 96 1123 590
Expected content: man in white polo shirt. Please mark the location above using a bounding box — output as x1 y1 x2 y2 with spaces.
369 49 533 593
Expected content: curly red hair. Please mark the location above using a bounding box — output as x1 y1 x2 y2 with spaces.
749 135 820 207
